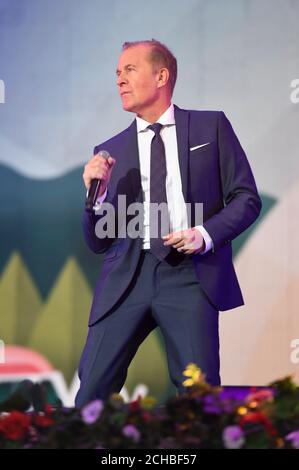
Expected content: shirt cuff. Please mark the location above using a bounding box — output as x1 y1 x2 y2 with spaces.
194 225 213 254
85 187 108 211
93 187 108 210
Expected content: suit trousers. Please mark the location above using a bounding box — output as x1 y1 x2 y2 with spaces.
75 249 220 407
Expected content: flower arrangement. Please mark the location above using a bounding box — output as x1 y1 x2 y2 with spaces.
0 364 299 449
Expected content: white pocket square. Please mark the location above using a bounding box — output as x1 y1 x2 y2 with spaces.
190 142 210 151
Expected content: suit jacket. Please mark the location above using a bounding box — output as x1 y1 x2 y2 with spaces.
82 105 262 326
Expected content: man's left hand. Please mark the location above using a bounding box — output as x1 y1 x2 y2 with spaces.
162 228 205 255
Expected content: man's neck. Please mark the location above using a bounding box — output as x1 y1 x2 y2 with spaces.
136 100 171 123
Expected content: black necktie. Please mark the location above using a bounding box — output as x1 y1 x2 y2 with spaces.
148 123 171 260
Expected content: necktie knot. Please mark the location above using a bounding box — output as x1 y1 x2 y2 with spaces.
147 123 163 136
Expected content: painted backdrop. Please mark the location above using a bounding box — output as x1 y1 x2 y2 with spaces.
1 0 299 404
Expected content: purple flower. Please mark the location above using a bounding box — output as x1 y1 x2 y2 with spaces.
203 394 221 414
81 400 104 425
222 425 245 449
122 424 141 443
285 430 299 449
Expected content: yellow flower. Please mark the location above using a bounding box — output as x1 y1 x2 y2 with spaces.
276 438 284 449
110 393 124 402
183 363 200 376
183 370 194 378
140 396 156 410
109 393 125 409
237 406 248 416
183 378 195 387
182 363 206 387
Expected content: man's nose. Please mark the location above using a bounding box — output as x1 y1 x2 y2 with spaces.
117 72 128 87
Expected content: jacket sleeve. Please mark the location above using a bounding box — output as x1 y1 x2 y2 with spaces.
203 111 262 251
81 145 116 254
82 204 115 254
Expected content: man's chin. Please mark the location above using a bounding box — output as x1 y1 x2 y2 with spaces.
122 103 136 113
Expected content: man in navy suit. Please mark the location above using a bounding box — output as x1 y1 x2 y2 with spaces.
75 40 262 407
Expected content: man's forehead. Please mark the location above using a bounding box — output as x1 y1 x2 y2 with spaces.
118 45 151 65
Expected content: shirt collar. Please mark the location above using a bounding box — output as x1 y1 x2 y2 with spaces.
136 103 175 133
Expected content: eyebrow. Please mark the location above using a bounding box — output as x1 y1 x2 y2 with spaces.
116 64 136 75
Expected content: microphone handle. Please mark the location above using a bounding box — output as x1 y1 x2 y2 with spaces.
85 149 110 212
85 178 102 212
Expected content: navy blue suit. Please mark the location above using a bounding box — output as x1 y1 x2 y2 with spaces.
75 105 262 407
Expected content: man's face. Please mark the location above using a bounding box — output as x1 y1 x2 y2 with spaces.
116 45 160 115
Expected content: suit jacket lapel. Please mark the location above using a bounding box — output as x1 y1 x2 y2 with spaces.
174 105 190 202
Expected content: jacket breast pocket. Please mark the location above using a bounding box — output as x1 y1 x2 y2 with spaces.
190 141 216 156
189 140 220 198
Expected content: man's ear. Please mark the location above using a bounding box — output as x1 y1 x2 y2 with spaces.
157 68 169 89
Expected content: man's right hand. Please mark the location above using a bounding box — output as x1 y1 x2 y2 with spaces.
83 153 116 196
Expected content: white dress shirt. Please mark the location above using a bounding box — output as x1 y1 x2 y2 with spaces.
94 103 213 253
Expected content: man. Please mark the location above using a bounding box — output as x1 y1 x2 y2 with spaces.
75 40 262 407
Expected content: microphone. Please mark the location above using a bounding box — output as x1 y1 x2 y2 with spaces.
85 149 111 212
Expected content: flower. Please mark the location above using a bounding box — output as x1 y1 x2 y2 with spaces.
122 424 141 443
276 437 284 448
81 400 103 425
240 411 277 437
45 404 54 414
0 411 31 441
129 398 141 413
140 410 152 423
203 394 222 414
183 363 200 376
34 414 54 428
285 430 299 449
222 425 245 449
140 396 156 410
246 388 274 405
182 363 206 387
237 406 248 416
109 393 125 410
0 368 297 449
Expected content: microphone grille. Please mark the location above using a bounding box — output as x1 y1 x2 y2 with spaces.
98 149 110 160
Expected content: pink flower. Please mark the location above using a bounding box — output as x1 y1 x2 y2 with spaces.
285 430 299 449
246 388 274 404
81 400 103 424
223 425 245 449
122 424 141 443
